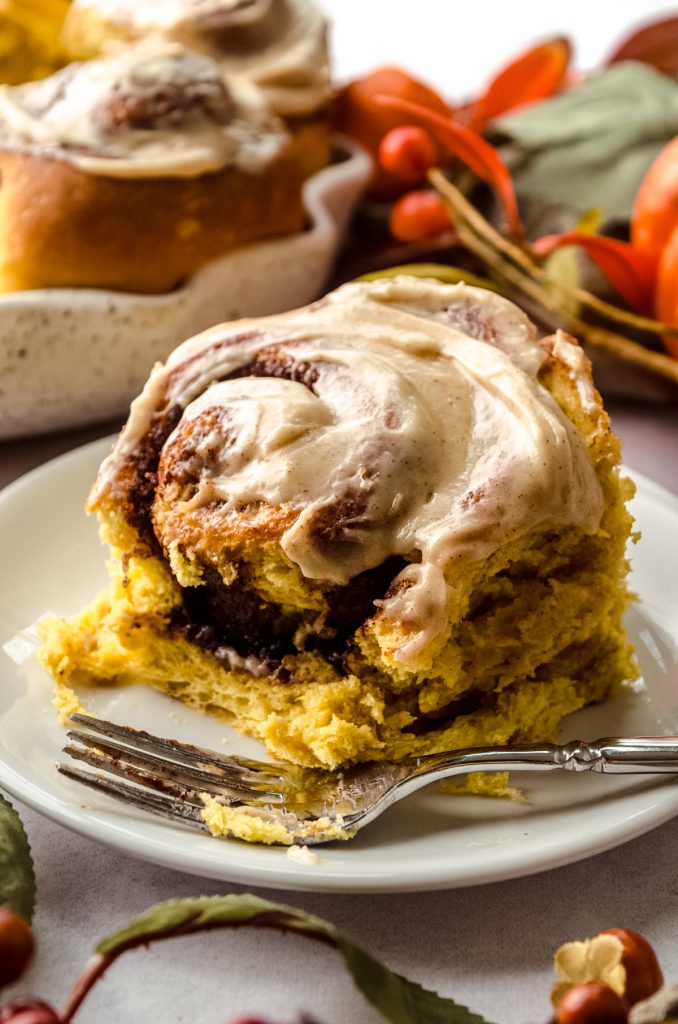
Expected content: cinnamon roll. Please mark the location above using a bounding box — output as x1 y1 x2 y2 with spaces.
39 277 636 770
0 41 310 293
61 0 333 176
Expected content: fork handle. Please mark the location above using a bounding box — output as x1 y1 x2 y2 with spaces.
411 736 678 783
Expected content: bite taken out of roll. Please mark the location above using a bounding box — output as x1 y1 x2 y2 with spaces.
0 40 311 294
61 0 333 176
39 277 637 770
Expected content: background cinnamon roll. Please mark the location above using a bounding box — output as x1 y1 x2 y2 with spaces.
61 0 333 176
0 41 312 293
39 277 636 771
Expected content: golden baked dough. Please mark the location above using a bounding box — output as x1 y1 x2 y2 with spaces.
0 145 308 293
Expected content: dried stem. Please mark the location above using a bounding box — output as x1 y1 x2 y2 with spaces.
60 954 112 1024
430 168 678 336
429 168 678 383
581 326 678 379
57 908 340 1023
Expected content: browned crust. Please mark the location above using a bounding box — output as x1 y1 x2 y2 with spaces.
0 130 324 294
537 332 620 473
286 113 332 178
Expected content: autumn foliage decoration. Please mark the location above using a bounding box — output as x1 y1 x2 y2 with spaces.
335 26 678 373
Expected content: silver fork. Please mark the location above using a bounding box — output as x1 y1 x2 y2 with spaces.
57 715 678 846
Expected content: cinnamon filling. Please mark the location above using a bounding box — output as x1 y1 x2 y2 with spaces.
125 404 182 556
182 564 301 660
176 555 408 671
403 689 493 735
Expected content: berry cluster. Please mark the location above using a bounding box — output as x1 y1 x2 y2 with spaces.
552 928 664 1024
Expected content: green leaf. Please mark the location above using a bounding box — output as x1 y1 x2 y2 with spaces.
96 894 491 1024
495 63 678 221
336 939 489 1024
0 792 36 922
508 139 668 223
496 63 678 149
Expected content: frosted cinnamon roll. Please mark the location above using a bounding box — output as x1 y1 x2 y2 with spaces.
62 0 333 174
39 277 636 771
0 41 310 293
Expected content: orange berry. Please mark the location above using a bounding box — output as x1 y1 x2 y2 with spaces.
389 190 451 242
378 126 438 184
0 910 34 988
556 983 628 1024
600 929 663 1007
0 1001 60 1024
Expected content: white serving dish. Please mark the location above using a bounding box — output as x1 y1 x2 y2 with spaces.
0 137 371 439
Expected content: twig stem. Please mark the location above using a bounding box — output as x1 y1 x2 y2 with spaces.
429 168 678 383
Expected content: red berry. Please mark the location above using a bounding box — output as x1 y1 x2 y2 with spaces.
389 190 451 242
0 1000 60 1024
600 928 663 1007
556 982 628 1024
0 910 34 988
378 126 438 184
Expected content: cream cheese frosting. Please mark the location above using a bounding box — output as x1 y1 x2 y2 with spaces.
0 41 289 178
94 278 605 665
64 0 332 118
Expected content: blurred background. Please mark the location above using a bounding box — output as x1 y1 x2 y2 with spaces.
323 0 678 89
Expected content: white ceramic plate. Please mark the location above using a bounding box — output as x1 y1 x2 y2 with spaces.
1 439 678 893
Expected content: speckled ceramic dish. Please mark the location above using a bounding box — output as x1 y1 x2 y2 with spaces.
0 138 371 439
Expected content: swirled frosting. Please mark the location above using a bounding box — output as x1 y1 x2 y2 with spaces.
0 41 289 178
64 0 331 117
95 278 604 665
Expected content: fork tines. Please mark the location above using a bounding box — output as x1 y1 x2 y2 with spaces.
56 761 209 829
57 714 290 831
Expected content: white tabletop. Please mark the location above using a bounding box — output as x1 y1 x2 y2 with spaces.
3 4 678 1022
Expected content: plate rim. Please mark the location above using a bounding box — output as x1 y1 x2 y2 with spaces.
1 436 678 893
